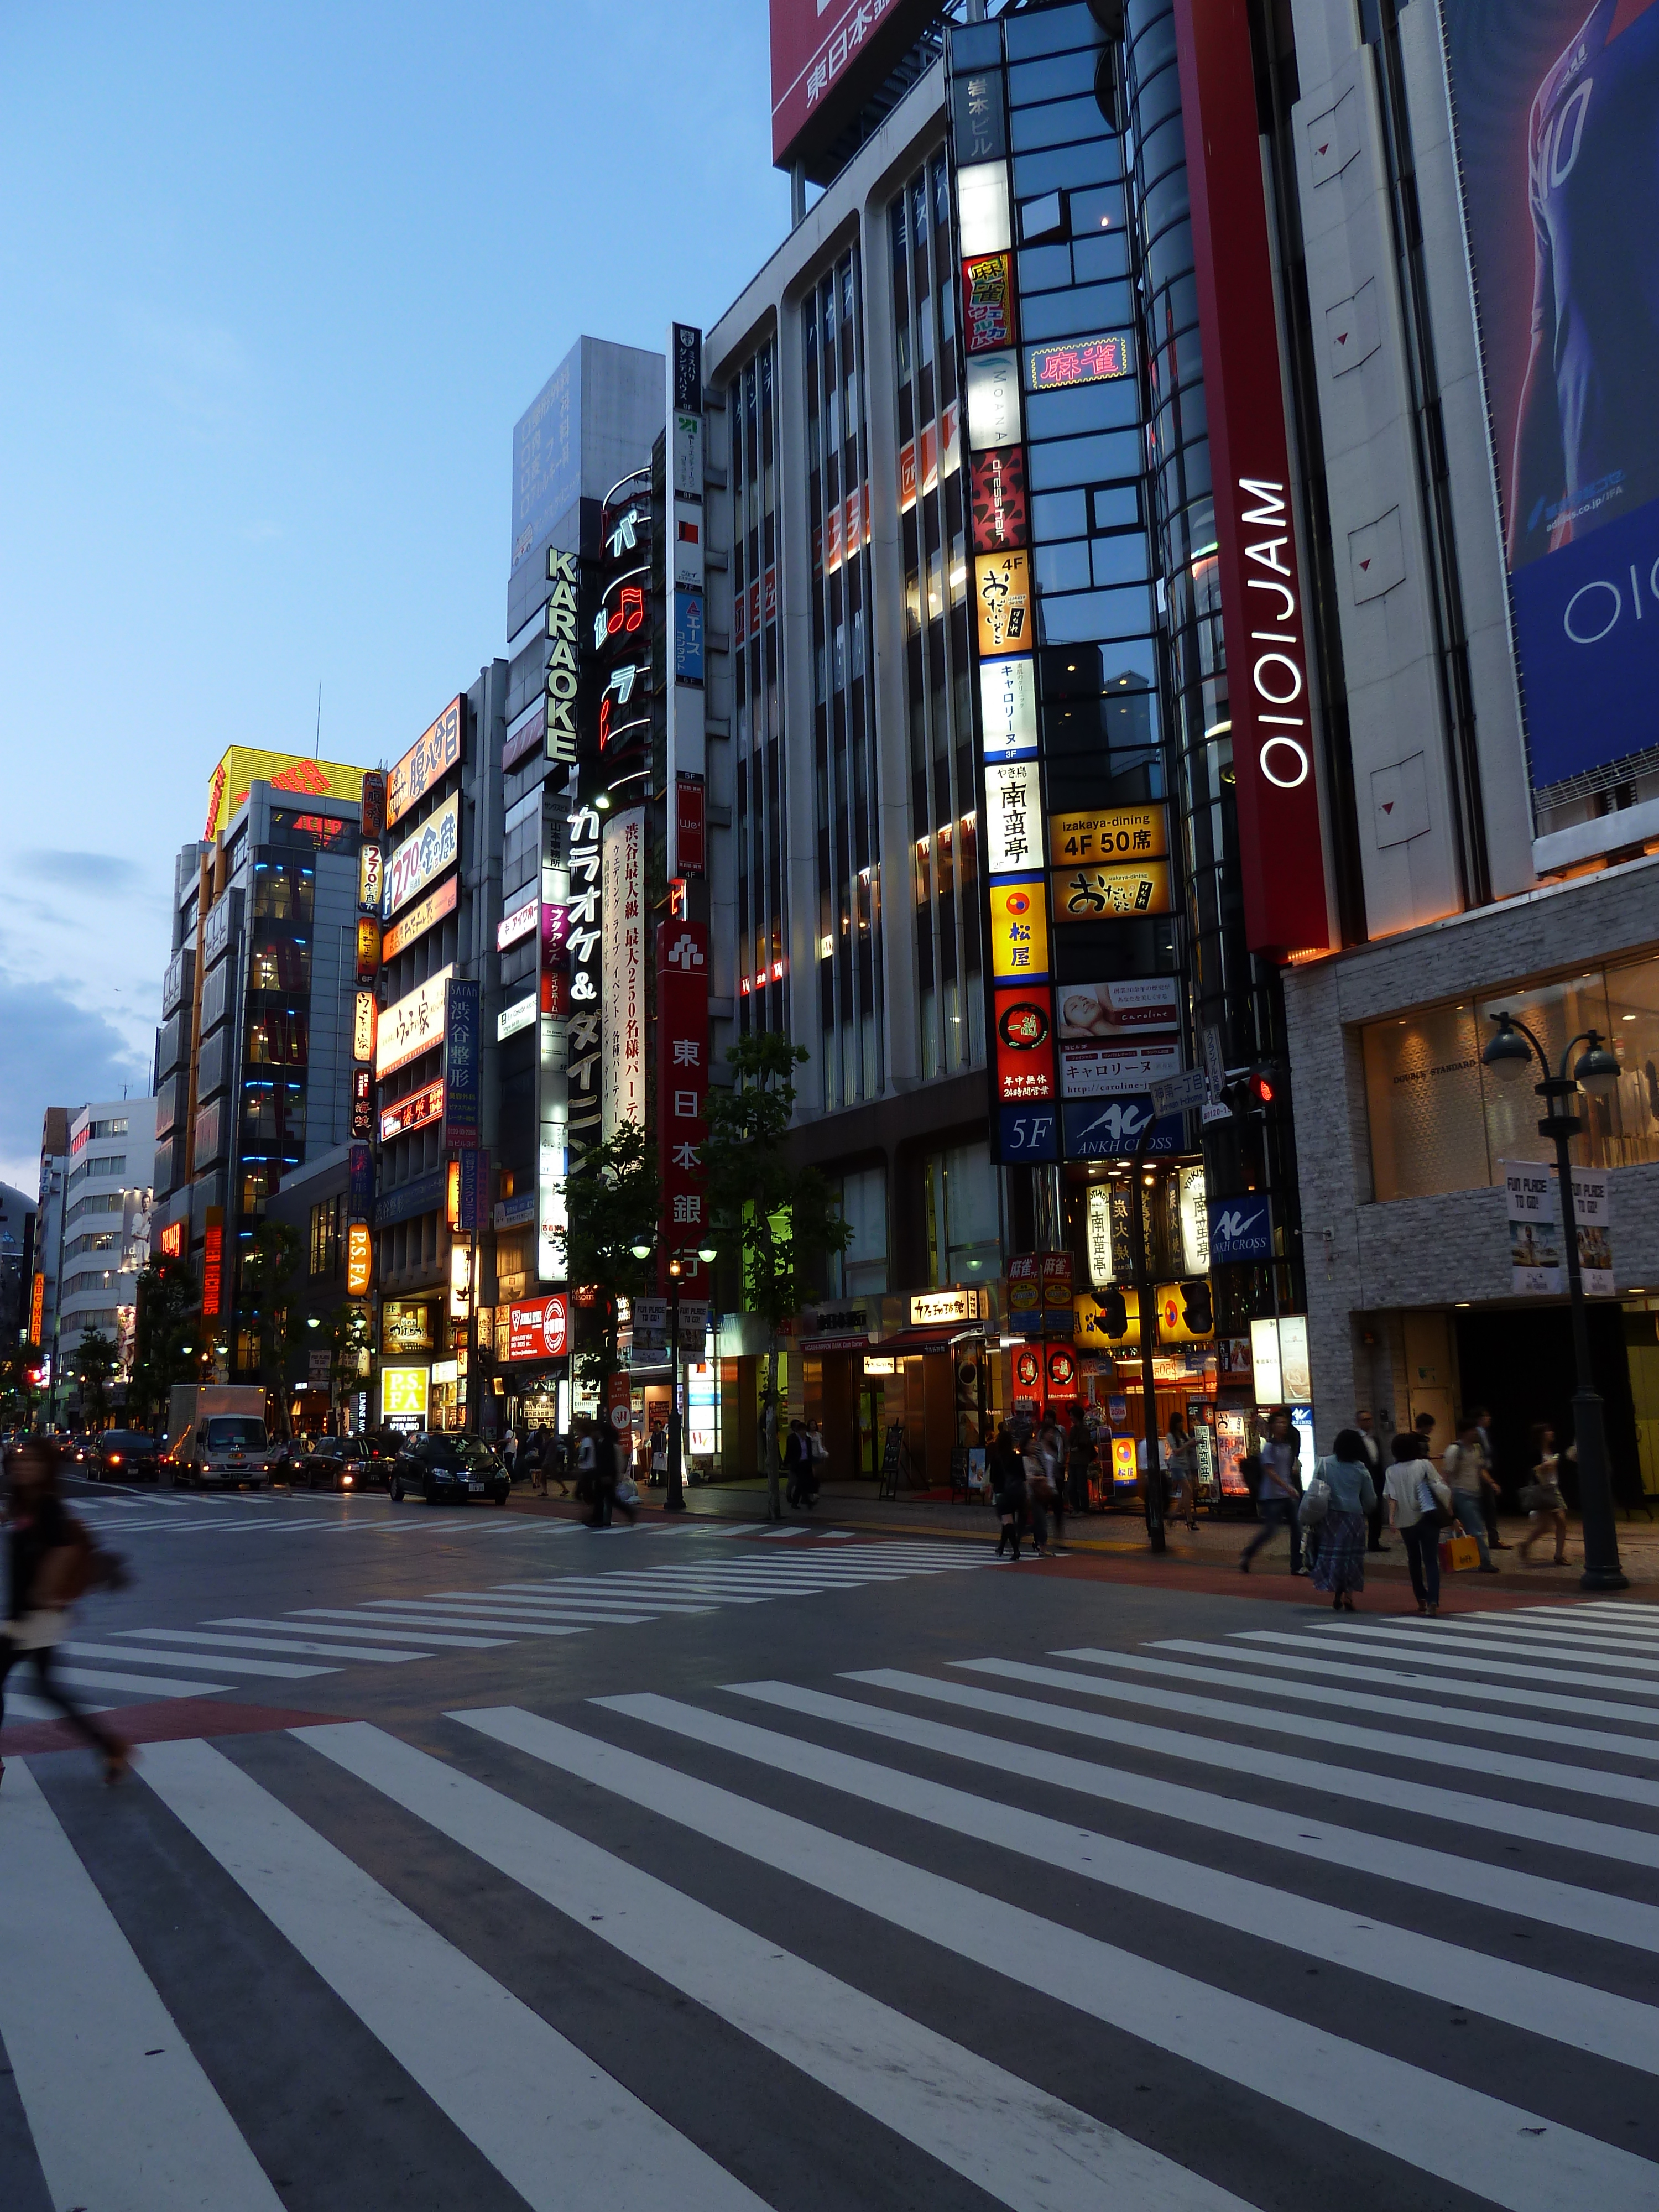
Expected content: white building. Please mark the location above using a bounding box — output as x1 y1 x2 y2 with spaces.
55 1096 155 1418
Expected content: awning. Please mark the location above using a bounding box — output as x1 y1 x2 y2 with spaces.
865 1324 975 1357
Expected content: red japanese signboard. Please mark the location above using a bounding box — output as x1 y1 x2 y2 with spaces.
656 919 710 1253
993 987 1056 1103
505 1293 569 1362
769 0 938 168
971 445 1027 554
962 252 1016 355
676 775 706 878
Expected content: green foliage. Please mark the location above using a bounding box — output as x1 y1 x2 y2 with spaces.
71 1327 119 1430
702 1031 852 1393
236 1220 303 1428
558 1117 661 1401
129 1257 201 1430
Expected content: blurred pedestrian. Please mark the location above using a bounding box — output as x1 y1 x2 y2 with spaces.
1309 1428 1377 1612
523 1430 546 1496
1037 1415 1067 1548
1022 1426 1054 1558
1 1440 130 1788
1443 1413 1499 1573
1412 1410 1437 1460
1240 1408 1302 1574
1469 1402 1507 1548
1386 1430 1451 1615
1518 1425 1571 1564
990 1424 1022 1559
1066 1404 1095 1514
1355 1411 1388 1552
588 1421 618 1528
1165 1414 1199 1531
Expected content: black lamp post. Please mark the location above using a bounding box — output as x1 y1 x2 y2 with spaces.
630 1236 719 1512
1481 1012 1627 1592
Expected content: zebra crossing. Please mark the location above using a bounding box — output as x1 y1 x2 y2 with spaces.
6 1597 1659 2209
0 1540 988 1724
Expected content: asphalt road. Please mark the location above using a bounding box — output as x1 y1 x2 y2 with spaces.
4 1475 1659 2212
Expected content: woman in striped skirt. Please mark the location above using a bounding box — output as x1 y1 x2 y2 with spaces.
1308 1428 1378 1610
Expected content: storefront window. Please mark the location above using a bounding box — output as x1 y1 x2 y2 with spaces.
926 1141 1001 1285
1363 1000 1488 1201
831 1165 888 1297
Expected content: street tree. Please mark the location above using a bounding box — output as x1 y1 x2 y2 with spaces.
702 1030 850 1517
71 1328 119 1433
559 1118 660 1424
237 1221 303 1433
129 1256 201 1434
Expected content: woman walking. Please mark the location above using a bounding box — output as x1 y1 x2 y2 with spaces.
991 1425 1025 1560
1384 1430 1452 1615
1518 1426 1571 1564
1 1440 130 1787
1022 1427 1052 1558
1240 1408 1303 1574
1308 1428 1377 1611
1165 1415 1200 1531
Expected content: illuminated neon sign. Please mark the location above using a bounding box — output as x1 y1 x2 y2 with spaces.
1026 335 1131 390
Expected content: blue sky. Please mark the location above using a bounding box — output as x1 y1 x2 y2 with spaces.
0 1 790 1193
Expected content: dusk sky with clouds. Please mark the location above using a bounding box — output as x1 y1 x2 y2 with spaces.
0 2 790 1194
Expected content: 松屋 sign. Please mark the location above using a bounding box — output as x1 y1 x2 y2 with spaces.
1504 1159 1612 1297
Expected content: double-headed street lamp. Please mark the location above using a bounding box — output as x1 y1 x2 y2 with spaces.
629 1234 718 1512
1480 1011 1626 1592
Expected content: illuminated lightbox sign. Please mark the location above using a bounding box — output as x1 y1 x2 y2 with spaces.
381 873 458 961
383 791 460 920
1048 805 1168 866
506 1293 570 1363
382 1366 429 1422
1060 1041 1183 1100
962 252 1015 356
975 549 1031 658
358 843 383 914
388 696 462 828
346 1222 373 1297
498 894 539 952
1051 860 1173 921
497 994 536 1042
964 349 1021 451
994 987 1057 1103
380 1078 444 1143
987 879 1050 982
352 990 377 1064
1026 335 1131 390
985 758 1044 875
376 964 453 1078
1057 975 1182 1038
979 655 1037 761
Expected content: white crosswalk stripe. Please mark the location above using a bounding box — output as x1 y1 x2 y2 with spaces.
9 1601 1659 2206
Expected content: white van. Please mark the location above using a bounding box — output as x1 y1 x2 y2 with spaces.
166 1385 276 1489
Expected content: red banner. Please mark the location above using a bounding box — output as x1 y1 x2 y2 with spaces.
656 919 710 1255
1175 0 1329 960
676 776 706 878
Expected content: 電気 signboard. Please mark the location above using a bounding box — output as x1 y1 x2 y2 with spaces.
1441 0 1659 803
383 791 461 920
387 697 462 828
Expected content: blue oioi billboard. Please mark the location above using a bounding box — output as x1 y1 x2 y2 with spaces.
1442 0 1659 800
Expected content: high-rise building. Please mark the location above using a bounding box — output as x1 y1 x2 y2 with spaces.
31 1107 70 1378
53 1098 154 1418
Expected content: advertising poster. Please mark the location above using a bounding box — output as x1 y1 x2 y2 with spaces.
1006 1254 1042 1322
1504 1156 1613 1294
975 548 1031 656
1056 976 1181 1039
994 987 1057 1102
963 251 1016 354
965 348 1022 450
986 879 1050 980
1441 1 1659 797
984 757 1044 874
971 445 1028 553
1052 859 1173 920
1040 1253 1073 1318
506 1293 570 1362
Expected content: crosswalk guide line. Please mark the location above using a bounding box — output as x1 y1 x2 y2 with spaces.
135 1738 765 2212
1324 1620 1659 1674
1221 1628 1659 1715
724 1677 1659 1956
850 1668 1659 1871
1305 1623 1659 1694
601 1688 1659 2077
304 1719 1249 2212
1055 1643 1659 1763
963 1653 1659 1810
453 1705 1652 2212
0 1761 286 2210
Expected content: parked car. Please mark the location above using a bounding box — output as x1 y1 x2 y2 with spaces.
296 1434 398 1492
87 1429 163 1484
388 1432 511 1506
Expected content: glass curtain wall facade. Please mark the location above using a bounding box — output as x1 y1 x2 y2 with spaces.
1124 0 1303 1329
890 156 981 1084
805 251 885 1110
731 341 790 1040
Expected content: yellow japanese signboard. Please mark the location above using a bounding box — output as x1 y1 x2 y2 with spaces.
1048 805 1169 866
204 747 370 843
974 549 1032 658
986 879 1050 980
1051 859 1173 921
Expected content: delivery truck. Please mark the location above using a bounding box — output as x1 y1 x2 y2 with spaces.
165 1384 276 1488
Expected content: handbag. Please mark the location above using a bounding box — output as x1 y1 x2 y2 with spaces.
1439 1532 1481 1573
1298 1467 1331 1528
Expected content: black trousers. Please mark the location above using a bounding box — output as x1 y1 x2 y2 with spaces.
0 1637 123 1756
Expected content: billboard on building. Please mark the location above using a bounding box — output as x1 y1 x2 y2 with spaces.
382 792 461 919
203 748 368 843
387 697 463 829
602 807 646 1136
377 965 454 1078
1440 1 1659 801
769 0 943 172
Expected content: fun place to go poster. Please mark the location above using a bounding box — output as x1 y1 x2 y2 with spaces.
1439 0 1659 803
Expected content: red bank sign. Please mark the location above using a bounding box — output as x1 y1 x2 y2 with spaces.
1174 0 1329 961
770 0 936 168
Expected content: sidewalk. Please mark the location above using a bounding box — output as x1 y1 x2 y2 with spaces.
506 1475 1659 1589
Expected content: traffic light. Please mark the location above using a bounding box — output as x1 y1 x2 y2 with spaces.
1243 1063 1281 1109
1101 1289 1129 1338
1180 1279 1214 1335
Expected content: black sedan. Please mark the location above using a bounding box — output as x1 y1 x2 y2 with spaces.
388 1433 511 1506
295 1436 397 1493
87 1429 164 1484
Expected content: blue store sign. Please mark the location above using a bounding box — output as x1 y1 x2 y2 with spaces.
1207 1192 1274 1265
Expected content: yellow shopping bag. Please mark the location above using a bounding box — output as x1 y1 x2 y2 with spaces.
1439 1533 1481 1574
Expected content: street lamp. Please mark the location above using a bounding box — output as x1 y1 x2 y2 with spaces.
1481 1011 1627 1590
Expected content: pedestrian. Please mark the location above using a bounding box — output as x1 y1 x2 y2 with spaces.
1517 1425 1571 1564
1001 1425 1030 1560
588 1421 618 1529
1165 1414 1199 1531
1443 1413 1500 1573
1240 1408 1302 1573
501 1429 519 1481
1412 1409 1437 1460
523 1430 546 1496
1 1439 130 1788
612 1453 639 1526
784 1419 810 1509
990 1424 1022 1558
1308 1428 1377 1611
1066 1404 1095 1514
650 1422 667 1488
1385 1429 1452 1615
807 1418 830 1484
1354 1410 1388 1551
1469 1403 1508 1549
1038 1415 1067 1549
574 1421 597 1510
1022 1427 1054 1558
761 1389 782 1521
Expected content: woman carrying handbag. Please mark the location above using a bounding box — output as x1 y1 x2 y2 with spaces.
1384 1430 1453 1614
1307 1430 1377 1611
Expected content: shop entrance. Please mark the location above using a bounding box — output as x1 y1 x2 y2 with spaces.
856 1386 884 1476
1454 1303 1645 1512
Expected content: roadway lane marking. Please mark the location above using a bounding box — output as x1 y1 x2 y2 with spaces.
137 1739 769 2212
459 1706 1655 2212
852 1668 1659 1871
604 1689 1659 2078
61 1641 331 1681
727 1678 1659 1955
305 1720 1251 2212
1055 1645 1659 1764
113 1629 429 1664
0 1762 286 2210
961 1656 1659 1810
